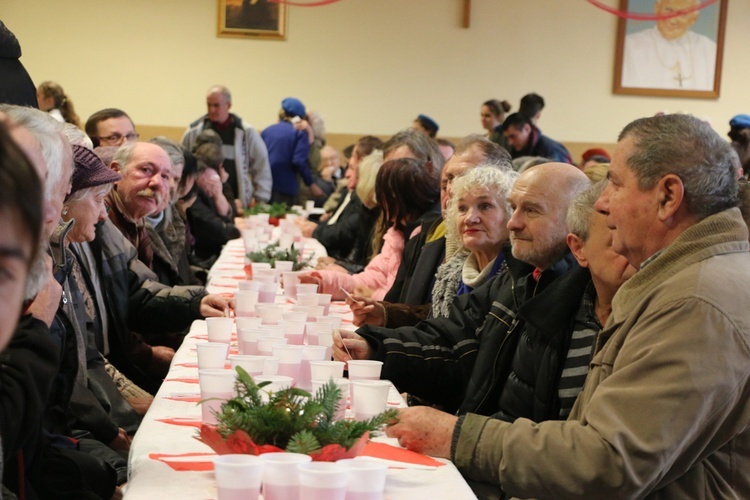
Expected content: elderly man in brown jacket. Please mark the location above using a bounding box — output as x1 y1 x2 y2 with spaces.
386 114 750 499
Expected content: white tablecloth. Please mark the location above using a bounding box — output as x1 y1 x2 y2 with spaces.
123 237 477 499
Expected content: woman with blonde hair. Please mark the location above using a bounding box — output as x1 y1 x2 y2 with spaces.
36 80 81 127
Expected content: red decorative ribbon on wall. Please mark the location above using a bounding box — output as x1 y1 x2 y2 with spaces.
586 0 719 20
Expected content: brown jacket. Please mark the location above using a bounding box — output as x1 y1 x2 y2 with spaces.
453 208 750 499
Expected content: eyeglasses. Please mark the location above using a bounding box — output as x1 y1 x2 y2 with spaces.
99 132 139 144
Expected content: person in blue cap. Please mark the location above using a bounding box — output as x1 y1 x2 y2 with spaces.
729 114 750 178
413 114 439 138
261 97 325 205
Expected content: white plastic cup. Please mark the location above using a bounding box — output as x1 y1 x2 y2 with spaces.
198 369 235 425
260 452 312 500
317 316 343 331
299 345 329 392
297 461 349 500
238 327 275 356
257 336 288 356
282 272 300 299
234 290 259 317
282 311 306 323
309 360 345 382
214 454 265 500
337 459 388 500
236 316 262 331
257 281 279 303
262 356 279 376
305 200 316 212
280 320 306 345
311 377 350 421
240 280 263 292
305 305 326 322
351 380 390 421
317 293 332 315
296 293 319 307
296 283 319 295
272 345 304 383
229 355 266 377
258 305 283 325
347 360 383 381
250 261 271 272
254 269 279 284
206 317 234 344
196 342 229 370
254 375 294 394
317 327 335 360
274 260 294 272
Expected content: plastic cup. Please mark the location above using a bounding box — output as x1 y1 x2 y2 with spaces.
311 378 350 421
254 375 294 394
280 320 306 345
317 316 342 331
257 282 279 303
317 326 335 360
250 262 271 272
351 380 390 421
236 316 262 331
305 200 315 212
298 345 329 391
258 305 283 325
296 293 319 307
296 283 319 295
197 342 229 369
282 272 300 299
234 290 259 317
214 454 265 500
347 360 383 381
206 317 233 344
274 260 294 272
317 293 332 315
229 355 266 377
337 459 388 500
261 452 312 500
257 336 288 356
198 369 235 425
272 345 304 383
309 361 345 382
306 305 326 321
239 327 275 356
262 356 279 376
255 268 279 284
282 311 307 323
297 461 349 500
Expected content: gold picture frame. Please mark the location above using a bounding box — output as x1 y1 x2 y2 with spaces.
613 0 727 99
218 0 288 40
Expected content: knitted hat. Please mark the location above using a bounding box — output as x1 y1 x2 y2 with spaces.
69 144 122 196
729 114 750 130
581 148 611 162
281 97 306 118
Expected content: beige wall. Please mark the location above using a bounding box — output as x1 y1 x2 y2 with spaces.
5 0 749 154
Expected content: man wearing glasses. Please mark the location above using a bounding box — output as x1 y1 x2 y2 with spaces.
85 108 139 148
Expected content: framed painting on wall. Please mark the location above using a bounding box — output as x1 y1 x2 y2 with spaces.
613 0 727 99
218 0 287 40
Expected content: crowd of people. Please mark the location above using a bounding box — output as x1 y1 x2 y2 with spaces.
2 34 750 499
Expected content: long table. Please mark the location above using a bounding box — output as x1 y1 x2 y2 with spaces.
124 238 476 499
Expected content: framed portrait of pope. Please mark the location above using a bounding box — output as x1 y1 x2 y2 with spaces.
613 0 727 99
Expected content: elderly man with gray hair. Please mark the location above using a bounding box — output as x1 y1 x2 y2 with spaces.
386 114 750 499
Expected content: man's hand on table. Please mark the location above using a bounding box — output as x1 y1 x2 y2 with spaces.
346 295 385 327
295 218 318 238
109 427 132 453
385 407 457 459
200 294 234 317
332 329 373 362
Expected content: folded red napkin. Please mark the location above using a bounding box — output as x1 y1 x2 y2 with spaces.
361 442 445 468
149 452 216 471
156 417 203 427
165 377 199 384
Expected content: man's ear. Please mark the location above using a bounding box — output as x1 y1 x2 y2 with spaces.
110 162 122 182
567 233 588 268
656 174 685 221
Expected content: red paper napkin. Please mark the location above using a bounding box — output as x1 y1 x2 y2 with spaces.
156 417 203 427
361 442 445 468
165 377 199 384
149 452 216 471
164 395 202 403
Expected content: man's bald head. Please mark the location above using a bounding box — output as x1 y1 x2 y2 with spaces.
507 162 591 269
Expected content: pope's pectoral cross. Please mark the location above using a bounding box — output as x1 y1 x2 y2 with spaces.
673 63 689 88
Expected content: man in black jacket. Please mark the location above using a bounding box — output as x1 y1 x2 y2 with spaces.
335 162 590 415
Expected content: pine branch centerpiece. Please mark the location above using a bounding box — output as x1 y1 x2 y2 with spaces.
246 242 313 272
198 367 397 461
